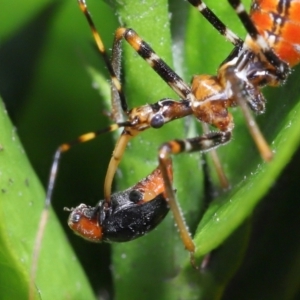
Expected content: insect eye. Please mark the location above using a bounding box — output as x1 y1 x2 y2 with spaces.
129 190 143 203
71 213 81 223
150 114 164 128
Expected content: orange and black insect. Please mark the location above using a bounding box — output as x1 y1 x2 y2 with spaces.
30 0 300 297
250 0 300 68
64 0 300 252
65 160 172 243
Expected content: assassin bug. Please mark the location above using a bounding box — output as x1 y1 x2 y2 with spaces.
29 0 300 297
67 0 300 252
31 0 230 283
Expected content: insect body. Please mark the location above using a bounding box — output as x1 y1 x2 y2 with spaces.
65 161 172 243
250 0 300 68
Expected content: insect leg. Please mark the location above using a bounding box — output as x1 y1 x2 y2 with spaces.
202 123 229 189
158 131 231 263
225 65 273 161
29 122 129 299
114 27 191 99
78 0 127 120
187 0 243 47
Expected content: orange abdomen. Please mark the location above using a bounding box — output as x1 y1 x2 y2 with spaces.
250 0 300 67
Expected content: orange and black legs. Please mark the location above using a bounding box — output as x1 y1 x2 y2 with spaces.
158 131 231 263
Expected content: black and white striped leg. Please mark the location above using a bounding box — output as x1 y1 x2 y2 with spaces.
114 27 191 99
78 0 128 116
187 0 243 47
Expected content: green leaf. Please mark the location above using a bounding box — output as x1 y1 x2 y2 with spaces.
0 96 95 299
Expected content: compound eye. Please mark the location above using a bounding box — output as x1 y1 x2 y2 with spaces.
129 190 143 203
71 213 81 223
150 114 164 128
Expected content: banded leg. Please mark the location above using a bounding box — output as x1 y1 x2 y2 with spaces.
78 0 127 120
187 0 243 47
158 131 231 262
113 27 191 99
